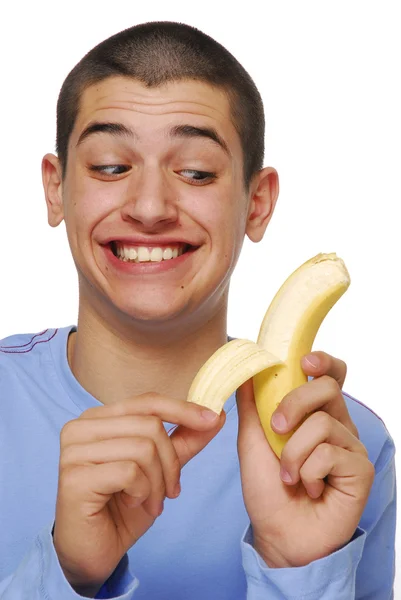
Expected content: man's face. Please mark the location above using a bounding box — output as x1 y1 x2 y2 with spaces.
50 77 259 327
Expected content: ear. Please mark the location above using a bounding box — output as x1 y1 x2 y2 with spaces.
245 167 279 242
42 153 64 227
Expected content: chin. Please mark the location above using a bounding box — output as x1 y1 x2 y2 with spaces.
116 299 190 325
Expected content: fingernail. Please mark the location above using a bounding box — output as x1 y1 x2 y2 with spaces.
280 467 292 483
303 354 320 369
157 501 164 516
201 409 218 421
271 412 287 432
174 482 181 497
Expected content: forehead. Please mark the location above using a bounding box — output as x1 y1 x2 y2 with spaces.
72 76 240 148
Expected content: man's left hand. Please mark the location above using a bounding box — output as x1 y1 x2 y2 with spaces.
236 351 375 568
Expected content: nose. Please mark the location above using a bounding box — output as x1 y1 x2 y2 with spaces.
121 166 178 229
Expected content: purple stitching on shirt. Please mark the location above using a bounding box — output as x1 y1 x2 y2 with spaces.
0 329 58 354
0 329 48 349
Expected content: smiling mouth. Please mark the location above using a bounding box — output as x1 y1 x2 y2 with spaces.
110 241 195 263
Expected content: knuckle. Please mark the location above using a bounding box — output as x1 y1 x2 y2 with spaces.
125 436 156 462
59 445 76 470
315 442 333 463
79 406 97 419
60 420 77 446
59 464 81 492
148 416 164 438
311 410 332 434
357 441 369 458
111 401 129 417
140 437 158 461
137 391 163 403
122 461 140 483
324 375 341 396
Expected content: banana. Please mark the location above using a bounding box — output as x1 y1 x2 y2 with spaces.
187 253 350 457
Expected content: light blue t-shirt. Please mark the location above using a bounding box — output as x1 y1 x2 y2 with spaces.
0 327 396 599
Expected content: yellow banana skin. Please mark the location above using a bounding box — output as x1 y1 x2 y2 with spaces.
188 339 282 412
188 253 350 458
254 254 350 457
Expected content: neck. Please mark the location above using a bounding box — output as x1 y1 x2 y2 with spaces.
68 301 228 405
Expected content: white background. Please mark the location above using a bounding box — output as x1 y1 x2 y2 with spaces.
1 0 399 593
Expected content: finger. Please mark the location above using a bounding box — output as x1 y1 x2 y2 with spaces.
301 351 347 388
60 461 151 511
280 411 368 485
171 410 226 467
271 375 357 437
61 438 166 517
80 393 219 430
236 379 271 447
61 416 181 499
118 466 152 509
299 443 375 500
236 379 279 472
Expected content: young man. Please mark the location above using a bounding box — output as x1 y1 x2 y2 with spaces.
0 21 395 600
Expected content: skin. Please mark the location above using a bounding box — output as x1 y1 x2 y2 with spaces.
42 76 374 594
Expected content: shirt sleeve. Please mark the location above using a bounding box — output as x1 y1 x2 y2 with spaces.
241 439 396 599
0 522 140 599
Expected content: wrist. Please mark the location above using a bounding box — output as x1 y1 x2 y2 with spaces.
56 561 103 598
52 527 105 597
253 533 293 569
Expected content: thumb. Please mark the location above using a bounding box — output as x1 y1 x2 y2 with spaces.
237 378 268 448
236 378 279 471
170 411 226 467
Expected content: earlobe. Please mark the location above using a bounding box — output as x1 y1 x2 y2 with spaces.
245 167 279 243
42 153 64 227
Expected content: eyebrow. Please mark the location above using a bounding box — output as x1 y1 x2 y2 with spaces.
76 122 135 146
76 121 229 155
169 124 229 155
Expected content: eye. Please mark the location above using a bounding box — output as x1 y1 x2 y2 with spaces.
88 164 130 176
179 169 216 184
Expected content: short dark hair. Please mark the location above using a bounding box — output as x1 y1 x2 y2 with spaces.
56 21 265 187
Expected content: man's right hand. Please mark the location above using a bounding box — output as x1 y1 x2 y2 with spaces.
53 393 225 596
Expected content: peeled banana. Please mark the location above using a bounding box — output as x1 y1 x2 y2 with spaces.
188 253 350 457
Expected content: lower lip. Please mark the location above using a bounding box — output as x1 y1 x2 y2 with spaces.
102 245 197 274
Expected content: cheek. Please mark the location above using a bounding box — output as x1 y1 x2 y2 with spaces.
64 171 124 235
193 189 246 262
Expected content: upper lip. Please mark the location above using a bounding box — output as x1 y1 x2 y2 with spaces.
102 236 200 247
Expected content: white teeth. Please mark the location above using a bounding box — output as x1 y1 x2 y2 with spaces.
163 248 173 260
115 243 189 263
137 247 150 262
150 247 163 262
